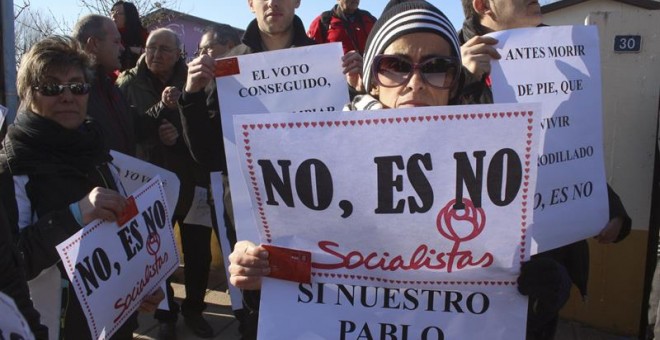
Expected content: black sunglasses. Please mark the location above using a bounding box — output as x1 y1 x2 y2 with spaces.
373 55 460 89
32 83 91 96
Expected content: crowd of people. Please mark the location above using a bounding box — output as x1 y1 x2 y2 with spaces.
0 0 639 339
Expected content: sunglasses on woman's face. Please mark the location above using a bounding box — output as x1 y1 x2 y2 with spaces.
373 55 459 89
32 83 91 96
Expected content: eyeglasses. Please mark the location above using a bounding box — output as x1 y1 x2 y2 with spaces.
145 45 178 55
372 55 460 89
32 82 91 96
195 42 229 57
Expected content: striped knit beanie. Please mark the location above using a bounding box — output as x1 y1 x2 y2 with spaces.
362 1 461 92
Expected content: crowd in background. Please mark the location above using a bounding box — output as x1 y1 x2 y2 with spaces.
0 0 647 340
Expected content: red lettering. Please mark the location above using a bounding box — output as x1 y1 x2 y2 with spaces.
113 252 169 323
312 241 492 273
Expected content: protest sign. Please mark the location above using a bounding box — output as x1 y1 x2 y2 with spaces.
0 292 35 340
259 279 527 339
488 25 609 252
234 103 540 284
56 177 179 339
233 102 539 339
110 150 180 213
216 42 349 243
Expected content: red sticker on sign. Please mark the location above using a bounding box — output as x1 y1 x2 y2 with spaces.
262 245 312 284
215 57 240 77
117 196 138 226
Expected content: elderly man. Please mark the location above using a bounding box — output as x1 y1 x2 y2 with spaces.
72 14 136 156
457 1 632 339
117 28 214 340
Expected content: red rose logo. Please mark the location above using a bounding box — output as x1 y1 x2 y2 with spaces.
436 198 486 243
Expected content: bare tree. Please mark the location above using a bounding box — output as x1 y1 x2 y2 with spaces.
79 0 180 25
13 0 181 67
14 0 69 67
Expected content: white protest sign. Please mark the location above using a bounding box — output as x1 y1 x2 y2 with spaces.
234 103 540 284
183 186 213 228
216 42 349 243
258 279 527 340
209 172 243 310
0 292 35 340
56 177 179 340
489 25 609 252
110 150 180 214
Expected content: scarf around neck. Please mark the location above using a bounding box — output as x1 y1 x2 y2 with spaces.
344 94 384 111
3 110 111 176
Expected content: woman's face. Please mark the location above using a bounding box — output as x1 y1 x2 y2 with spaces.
30 67 89 130
111 4 126 29
371 32 456 108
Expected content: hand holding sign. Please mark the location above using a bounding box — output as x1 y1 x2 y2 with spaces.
78 187 128 225
227 240 270 290
57 177 179 339
460 35 501 79
184 54 215 93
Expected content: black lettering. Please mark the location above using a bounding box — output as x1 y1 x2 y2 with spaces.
295 159 333 210
258 159 294 207
383 288 401 309
375 156 405 214
466 292 490 314
421 326 444 340
75 248 112 296
339 320 357 340
487 148 522 207
444 291 464 313
454 151 486 209
142 200 167 235
117 220 143 261
297 283 314 303
407 153 433 213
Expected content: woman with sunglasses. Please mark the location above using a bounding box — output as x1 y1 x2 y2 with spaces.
226 0 468 317
228 0 464 291
0 35 162 340
228 3 570 336
345 0 463 111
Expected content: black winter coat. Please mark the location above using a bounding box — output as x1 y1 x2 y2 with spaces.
0 111 137 340
179 15 316 173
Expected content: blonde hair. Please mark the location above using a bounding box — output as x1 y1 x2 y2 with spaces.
16 35 93 110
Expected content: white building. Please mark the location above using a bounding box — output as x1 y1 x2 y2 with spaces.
542 0 659 335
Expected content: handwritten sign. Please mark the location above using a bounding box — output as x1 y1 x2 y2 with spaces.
216 43 349 243
56 177 179 339
489 25 609 252
0 292 35 340
232 102 539 338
